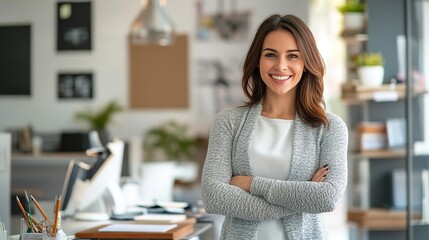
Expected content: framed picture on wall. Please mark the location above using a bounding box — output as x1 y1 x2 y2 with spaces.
58 72 93 99
57 1 92 51
0 25 31 95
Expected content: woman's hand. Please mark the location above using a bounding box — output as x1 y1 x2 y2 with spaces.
311 164 330 182
230 164 328 192
230 176 254 192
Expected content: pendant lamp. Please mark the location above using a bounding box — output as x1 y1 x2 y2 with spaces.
130 0 175 46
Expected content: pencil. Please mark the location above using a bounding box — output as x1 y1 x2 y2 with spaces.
30 195 50 223
15 196 32 231
24 190 35 233
53 195 61 234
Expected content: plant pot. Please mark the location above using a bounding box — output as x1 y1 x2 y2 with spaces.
358 66 384 87
343 12 365 32
175 161 199 183
139 161 177 203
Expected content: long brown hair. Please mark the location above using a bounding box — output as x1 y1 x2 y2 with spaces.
242 14 328 127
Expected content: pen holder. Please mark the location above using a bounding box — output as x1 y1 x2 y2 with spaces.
40 218 67 240
0 230 6 240
41 230 66 240
19 231 66 240
19 218 67 240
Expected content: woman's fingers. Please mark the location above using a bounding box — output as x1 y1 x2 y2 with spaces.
311 164 330 182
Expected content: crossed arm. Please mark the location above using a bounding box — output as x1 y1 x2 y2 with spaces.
201 111 348 221
230 165 330 192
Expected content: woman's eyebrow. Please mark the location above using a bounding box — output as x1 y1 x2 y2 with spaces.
287 49 300 53
262 47 277 52
262 48 300 53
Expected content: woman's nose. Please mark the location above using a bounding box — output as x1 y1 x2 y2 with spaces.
275 59 287 71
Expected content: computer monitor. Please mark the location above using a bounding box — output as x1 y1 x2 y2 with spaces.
61 139 126 220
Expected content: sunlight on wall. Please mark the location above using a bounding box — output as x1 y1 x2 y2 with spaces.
309 1 349 240
309 0 347 119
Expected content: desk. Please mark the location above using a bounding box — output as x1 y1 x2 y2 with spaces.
61 218 214 240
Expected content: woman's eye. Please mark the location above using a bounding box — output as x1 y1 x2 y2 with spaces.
288 54 298 59
265 53 276 58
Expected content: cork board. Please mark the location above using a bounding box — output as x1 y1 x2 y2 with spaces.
129 35 188 109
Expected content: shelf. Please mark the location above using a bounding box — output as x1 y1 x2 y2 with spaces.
348 208 406 230
341 83 428 104
352 149 406 159
340 32 368 43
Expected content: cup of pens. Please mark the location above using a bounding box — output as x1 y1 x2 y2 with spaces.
16 192 67 240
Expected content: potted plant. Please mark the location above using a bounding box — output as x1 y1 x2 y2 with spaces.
338 0 365 33
143 120 198 162
139 120 199 203
354 52 385 87
74 100 123 144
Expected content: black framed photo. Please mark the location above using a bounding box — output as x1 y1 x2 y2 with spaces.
0 25 31 95
57 1 92 51
58 72 93 99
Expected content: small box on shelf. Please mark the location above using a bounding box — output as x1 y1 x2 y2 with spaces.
357 121 387 152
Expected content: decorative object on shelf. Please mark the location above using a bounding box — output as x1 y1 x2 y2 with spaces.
386 118 406 149
354 52 385 87
74 100 123 144
130 0 175 46
338 0 365 34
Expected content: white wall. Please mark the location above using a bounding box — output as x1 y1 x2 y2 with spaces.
0 0 309 140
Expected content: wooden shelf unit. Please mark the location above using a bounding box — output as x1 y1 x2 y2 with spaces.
348 208 406 230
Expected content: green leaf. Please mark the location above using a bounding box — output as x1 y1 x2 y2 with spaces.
74 100 122 130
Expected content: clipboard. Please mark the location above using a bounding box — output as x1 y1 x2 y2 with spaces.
75 220 195 240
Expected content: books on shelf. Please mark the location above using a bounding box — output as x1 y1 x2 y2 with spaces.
386 118 406 149
391 169 429 223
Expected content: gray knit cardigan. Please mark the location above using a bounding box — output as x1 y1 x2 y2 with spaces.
201 102 348 240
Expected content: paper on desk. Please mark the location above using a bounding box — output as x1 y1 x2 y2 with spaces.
99 224 177 233
134 214 187 223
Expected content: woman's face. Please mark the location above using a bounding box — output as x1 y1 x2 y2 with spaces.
259 30 305 97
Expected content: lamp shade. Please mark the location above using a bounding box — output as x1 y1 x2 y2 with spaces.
130 0 175 46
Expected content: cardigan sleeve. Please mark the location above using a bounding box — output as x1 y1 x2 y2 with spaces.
250 114 348 213
201 109 296 221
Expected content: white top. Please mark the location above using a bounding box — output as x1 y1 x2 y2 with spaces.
250 116 294 240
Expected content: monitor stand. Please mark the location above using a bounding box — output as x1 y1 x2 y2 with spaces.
74 212 110 221
72 197 110 221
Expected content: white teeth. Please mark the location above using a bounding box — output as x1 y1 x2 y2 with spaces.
272 75 290 81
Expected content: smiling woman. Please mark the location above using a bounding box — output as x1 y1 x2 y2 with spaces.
201 14 348 240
